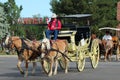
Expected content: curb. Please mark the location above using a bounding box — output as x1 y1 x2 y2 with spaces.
0 55 17 57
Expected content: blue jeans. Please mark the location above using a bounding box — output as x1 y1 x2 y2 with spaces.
45 30 59 40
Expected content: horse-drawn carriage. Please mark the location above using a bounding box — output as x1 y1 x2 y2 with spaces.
41 14 100 76
99 27 120 61
4 14 100 77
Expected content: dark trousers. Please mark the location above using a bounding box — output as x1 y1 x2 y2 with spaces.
45 30 59 40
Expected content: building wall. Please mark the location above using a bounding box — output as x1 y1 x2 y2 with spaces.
116 1 120 37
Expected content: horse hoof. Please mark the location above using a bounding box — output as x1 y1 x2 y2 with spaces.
24 73 28 77
20 71 24 74
104 59 107 62
65 71 68 74
48 73 52 77
53 72 57 75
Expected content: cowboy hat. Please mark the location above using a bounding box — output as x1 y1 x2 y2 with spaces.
51 13 57 18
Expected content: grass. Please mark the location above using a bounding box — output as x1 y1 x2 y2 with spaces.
0 50 17 55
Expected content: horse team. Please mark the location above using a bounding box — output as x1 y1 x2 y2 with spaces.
4 36 69 77
2 34 120 77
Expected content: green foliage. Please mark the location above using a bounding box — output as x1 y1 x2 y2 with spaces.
11 24 46 40
50 0 119 36
0 6 10 39
3 0 22 25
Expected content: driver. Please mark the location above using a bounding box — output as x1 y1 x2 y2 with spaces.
102 31 112 40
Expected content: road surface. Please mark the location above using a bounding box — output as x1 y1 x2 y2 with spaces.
0 55 120 80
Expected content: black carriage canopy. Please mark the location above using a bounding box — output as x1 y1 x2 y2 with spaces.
59 14 92 28
58 14 92 45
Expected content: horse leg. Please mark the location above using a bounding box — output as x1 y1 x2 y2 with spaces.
32 62 37 74
24 61 29 77
104 52 107 61
99 53 102 61
48 57 54 76
109 49 112 61
65 58 68 74
53 59 58 75
17 60 24 74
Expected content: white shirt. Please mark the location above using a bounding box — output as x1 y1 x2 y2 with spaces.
80 38 85 46
102 34 112 40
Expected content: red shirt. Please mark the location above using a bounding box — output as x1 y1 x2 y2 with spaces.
48 19 62 30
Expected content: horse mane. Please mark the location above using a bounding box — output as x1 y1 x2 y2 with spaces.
42 38 51 50
5 36 9 45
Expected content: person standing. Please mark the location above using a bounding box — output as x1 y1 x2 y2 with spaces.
45 13 62 41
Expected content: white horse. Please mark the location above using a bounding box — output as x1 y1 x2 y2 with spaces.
39 38 69 76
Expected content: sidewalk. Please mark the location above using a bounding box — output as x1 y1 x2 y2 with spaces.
0 55 17 57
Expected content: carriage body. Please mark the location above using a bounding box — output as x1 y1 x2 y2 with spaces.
57 26 99 71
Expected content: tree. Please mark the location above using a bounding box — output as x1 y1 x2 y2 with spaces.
3 0 22 25
0 6 10 39
50 0 119 36
50 0 90 15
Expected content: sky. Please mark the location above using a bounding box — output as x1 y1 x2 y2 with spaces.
0 0 52 17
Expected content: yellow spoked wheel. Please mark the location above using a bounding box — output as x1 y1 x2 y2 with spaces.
77 43 86 72
77 55 85 72
41 58 50 74
90 39 100 69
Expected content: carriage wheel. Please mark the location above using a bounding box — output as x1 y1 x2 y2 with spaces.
77 54 85 72
41 58 50 74
77 44 85 71
59 57 66 70
90 39 100 69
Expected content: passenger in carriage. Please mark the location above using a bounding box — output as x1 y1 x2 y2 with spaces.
102 31 112 40
45 13 62 41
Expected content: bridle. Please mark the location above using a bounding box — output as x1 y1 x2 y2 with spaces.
38 42 48 54
7 37 20 49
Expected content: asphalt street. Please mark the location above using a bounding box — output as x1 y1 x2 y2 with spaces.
0 55 120 80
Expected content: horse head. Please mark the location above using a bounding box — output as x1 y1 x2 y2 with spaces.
41 38 51 50
38 38 51 58
5 36 22 50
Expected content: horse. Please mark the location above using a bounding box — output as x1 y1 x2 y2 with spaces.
38 38 69 76
112 36 120 61
5 36 41 77
99 39 113 61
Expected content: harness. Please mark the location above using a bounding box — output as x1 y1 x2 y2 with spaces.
9 37 41 58
41 41 71 61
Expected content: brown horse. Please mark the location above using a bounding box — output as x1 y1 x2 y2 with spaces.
112 36 120 61
39 38 69 76
5 36 41 77
100 39 113 61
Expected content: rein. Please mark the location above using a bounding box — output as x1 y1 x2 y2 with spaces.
50 48 71 61
20 38 41 57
